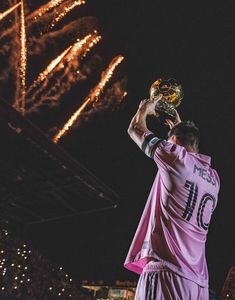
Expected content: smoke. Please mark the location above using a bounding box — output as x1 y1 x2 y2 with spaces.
75 77 128 125
25 33 101 114
28 0 67 21
48 0 86 30
0 0 127 139
28 17 97 56
0 2 20 22
0 0 68 40
0 14 98 106
49 77 127 141
26 65 86 114
52 56 125 143
1 1 97 50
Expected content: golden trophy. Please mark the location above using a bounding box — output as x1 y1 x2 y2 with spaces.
149 77 183 121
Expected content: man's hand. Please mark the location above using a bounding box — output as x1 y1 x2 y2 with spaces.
165 110 182 129
127 94 163 149
138 94 162 117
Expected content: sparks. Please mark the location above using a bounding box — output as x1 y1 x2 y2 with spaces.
26 32 101 110
53 55 124 143
29 46 72 89
53 98 90 143
122 91 128 101
31 32 100 88
31 0 67 21
0 3 21 22
118 90 128 104
65 31 101 63
90 55 124 102
19 0 27 115
49 0 86 29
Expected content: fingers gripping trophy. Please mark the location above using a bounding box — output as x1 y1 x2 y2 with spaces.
149 77 184 127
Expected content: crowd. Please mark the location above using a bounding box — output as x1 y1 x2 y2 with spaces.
0 229 94 300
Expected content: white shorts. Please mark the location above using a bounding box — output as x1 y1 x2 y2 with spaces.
134 262 209 300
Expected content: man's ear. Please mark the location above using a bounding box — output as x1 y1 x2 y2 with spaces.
170 135 183 146
171 134 177 144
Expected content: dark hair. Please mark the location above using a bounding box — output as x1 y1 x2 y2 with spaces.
168 121 200 151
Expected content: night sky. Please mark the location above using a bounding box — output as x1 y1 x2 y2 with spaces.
2 0 235 295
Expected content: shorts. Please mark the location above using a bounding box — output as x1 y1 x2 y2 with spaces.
134 262 209 300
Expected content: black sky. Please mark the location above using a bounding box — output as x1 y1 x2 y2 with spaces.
2 0 235 294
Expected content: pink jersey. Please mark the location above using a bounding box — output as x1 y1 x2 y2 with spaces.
124 136 220 288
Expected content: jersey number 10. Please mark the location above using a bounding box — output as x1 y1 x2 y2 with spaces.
182 180 216 230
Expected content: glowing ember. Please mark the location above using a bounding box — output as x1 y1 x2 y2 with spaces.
53 55 124 143
0 3 21 22
49 0 86 29
19 0 27 115
122 91 128 102
31 0 66 20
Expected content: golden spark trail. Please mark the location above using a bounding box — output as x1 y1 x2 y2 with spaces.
29 45 72 90
49 0 86 29
90 56 124 102
31 0 66 20
29 36 93 92
0 2 21 22
53 98 90 143
0 0 67 39
64 31 101 63
53 55 124 143
18 0 27 115
27 32 101 104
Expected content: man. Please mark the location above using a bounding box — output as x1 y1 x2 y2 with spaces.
124 94 220 299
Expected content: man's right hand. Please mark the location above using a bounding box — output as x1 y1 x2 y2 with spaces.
138 94 163 117
165 110 181 129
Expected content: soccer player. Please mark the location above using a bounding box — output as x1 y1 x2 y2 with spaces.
124 94 220 299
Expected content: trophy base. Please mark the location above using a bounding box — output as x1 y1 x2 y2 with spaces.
156 111 175 124
155 100 176 124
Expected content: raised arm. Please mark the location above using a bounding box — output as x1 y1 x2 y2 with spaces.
127 94 162 149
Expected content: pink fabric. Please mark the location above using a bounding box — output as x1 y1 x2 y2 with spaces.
134 261 209 300
124 138 220 288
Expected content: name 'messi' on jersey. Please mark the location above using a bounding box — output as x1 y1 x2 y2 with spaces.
193 164 216 186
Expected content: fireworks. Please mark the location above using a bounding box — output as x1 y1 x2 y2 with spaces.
49 0 86 29
53 55 124 143
90 56 124 102
26 31 101 112
65 31 101 63
31 0 67 21
18 0 27 115
31 32 101 88
29 46 72 89
0 2 21 22
0 0 127 138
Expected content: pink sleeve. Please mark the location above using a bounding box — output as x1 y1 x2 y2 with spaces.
153 140 183 170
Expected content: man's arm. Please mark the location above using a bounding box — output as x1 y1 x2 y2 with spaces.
127 94 162 149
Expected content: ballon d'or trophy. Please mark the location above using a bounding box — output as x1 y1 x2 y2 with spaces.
149 77 184 123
